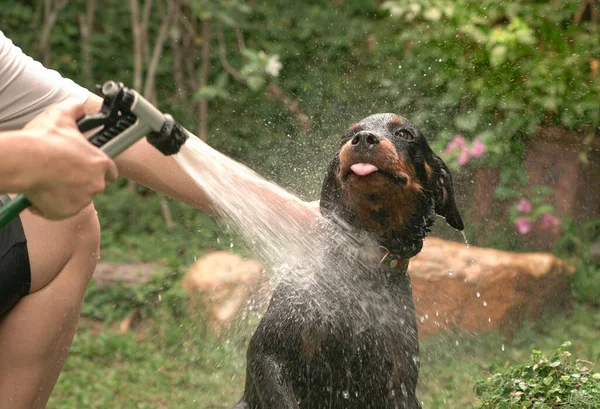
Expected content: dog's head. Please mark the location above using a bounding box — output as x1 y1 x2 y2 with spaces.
320 113 463 258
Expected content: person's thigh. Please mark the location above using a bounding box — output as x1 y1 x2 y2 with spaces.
21 203 100 293
0 204 100 409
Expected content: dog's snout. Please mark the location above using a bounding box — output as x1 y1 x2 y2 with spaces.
351 131 380 150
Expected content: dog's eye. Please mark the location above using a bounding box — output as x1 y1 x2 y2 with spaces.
394 129 414 140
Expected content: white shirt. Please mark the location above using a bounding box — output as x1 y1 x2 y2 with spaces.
0 30 89 131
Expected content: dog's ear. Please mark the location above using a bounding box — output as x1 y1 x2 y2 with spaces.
429 154 464 231
319 155 343 217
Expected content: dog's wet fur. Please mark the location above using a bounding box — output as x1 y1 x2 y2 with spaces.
234 114 463 409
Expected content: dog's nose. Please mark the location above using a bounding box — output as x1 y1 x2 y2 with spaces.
351 131 380 150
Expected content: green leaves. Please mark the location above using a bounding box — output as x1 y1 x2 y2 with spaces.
381 0 599 167
475 343 600 408
489 45 508 67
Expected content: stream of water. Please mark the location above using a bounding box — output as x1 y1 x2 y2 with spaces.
174 134 375 291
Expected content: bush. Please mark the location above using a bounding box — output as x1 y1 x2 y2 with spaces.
556 217 600 306
475 342 600 408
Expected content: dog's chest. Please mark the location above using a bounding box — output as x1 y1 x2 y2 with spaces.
288 279 419 408
298 282 416 356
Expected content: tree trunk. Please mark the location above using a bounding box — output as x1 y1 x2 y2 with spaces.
78 0 96 88
143 3 174 104
170 0 187 101
38 0 68 67
198 20 211 140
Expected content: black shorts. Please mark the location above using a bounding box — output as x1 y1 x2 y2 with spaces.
0 194 31 316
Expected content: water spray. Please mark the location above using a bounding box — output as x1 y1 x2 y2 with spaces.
0 81 188 229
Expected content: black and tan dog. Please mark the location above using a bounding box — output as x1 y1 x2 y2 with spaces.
234 113 463 409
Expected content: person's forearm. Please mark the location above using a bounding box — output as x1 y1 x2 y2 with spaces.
82 94 215 213
0 131 40 193
83 93 319 224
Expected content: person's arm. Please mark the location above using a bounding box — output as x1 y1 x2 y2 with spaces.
0 31 319 225
0 100 118 219
81 94 320 224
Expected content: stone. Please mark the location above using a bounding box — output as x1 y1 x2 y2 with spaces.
182 251 267 330
410 237 575 338
92 262 164 286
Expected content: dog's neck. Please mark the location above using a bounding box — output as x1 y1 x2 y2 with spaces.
378 246 409 272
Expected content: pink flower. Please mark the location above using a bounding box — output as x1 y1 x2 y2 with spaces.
443 135 467 155
457 149 471 165
469 139 486 158
540 213 561 232
515 216 532 235
516 198 532 213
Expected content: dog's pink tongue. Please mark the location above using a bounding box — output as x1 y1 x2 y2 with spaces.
351 163 378 176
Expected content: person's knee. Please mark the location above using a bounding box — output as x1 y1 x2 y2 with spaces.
68 203 101 280
23 203 101 293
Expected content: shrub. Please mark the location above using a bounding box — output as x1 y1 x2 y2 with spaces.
475 342 600 408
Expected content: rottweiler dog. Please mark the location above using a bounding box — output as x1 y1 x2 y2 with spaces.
234 113 463 409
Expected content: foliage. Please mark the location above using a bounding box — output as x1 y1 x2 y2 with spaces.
556 217 600 306
381 0 599 232
474 342 600 408
2 0 598 251
51 298 600 408
93 179 248 263
52 311 248 408
381 0 599 162
81 264 186 322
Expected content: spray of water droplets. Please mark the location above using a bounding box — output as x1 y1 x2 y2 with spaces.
174 134 378 293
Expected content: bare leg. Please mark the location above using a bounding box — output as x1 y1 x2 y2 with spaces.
0 204 100 409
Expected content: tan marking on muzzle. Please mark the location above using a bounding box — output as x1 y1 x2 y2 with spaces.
336 137 424 236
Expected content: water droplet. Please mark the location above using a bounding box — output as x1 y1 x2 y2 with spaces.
476 291 481 298
501 344 505 352
483 300 487 307
448 270 454 276
342 390 349 399
461 231 470 248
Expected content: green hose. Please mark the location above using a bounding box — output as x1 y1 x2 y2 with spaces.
0 194 31 229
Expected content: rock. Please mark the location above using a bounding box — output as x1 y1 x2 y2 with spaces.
182 251 267 330
182 240 573 338
92 262 165 286
410 237 575 338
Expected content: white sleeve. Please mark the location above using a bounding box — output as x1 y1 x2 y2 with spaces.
0 30 89 131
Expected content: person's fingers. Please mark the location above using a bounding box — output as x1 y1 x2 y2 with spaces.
29 206 45 218
104 158 119 184
47 99 86 128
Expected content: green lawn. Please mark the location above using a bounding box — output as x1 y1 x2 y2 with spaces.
49 292 600 409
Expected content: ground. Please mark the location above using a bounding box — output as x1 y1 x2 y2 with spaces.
48 285 600 409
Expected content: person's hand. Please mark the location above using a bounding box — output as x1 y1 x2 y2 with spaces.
21 99 118 220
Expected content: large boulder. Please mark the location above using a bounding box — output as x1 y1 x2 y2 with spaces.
410 237 574 338
182 239 574 338
182 251 267 330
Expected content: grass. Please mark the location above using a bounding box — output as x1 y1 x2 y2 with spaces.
60 195 600 408
417 304 600 408
48 284 600 409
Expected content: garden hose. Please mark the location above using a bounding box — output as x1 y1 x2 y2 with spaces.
0 81 188 230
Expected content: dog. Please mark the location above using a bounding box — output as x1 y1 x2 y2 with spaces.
234 113 464 409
